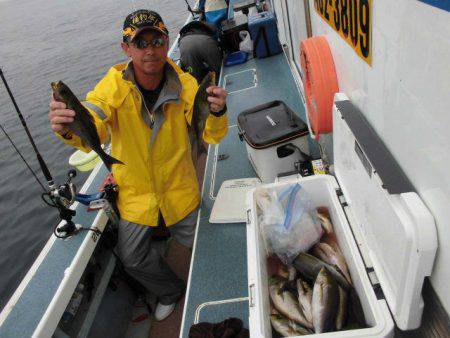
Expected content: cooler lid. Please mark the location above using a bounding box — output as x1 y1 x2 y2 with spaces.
209 178 261 223
237 100 309 149
332 94 437 330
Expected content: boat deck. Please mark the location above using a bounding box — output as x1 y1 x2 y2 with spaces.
180 51 309 337
1 45 448 338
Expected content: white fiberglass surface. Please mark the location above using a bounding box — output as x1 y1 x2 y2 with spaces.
248 175 393 337
332 101 437 329
307 1 450 313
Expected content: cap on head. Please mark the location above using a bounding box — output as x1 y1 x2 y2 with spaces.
123 9 169 43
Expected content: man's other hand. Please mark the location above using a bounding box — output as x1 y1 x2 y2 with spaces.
206 86 227 113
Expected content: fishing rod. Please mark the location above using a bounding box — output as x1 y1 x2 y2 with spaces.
0 123 47 191
0 67 101 239
0 68 55 189
182 0 203 16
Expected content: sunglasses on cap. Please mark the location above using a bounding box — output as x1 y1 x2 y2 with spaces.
132 37 166 49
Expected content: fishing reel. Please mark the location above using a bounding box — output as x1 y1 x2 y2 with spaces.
47 170 118 239
52 169 77 207
48 169 79 238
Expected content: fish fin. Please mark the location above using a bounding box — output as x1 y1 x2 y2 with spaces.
100 152 124 171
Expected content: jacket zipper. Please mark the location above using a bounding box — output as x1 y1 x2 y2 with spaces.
135 86 155 128
134 87 158 223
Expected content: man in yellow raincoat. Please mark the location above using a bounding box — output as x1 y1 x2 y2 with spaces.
48 10 228 321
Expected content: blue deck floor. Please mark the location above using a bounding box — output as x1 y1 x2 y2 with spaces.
181 52 308 337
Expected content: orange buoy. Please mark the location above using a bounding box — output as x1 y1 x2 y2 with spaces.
300 36 339 137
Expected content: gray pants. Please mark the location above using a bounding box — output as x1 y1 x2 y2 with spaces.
179 33 222 83
117 209 198 305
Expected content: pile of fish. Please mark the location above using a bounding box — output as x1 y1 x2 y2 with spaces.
268 209 367 337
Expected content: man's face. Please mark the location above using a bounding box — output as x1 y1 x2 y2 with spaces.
121 30 169 77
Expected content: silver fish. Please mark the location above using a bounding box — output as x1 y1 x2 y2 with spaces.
293 253 351 290
189 71 215 158
277 265 299 295
335 286 348 330
312 242 352 285
297 278 313 324
288 265 297 281
277 264 289 280
271 314 293 337
277 264 297 282
51 81 123 171
289 320 313 335
269 276 313 329
317 211 333 233
318 212 342 254
270 305 279 315
270 315 311 337
312 267 339 333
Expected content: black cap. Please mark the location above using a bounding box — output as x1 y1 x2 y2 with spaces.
123 9 169 42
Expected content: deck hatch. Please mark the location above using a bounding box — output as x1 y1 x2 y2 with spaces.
223 69 257 94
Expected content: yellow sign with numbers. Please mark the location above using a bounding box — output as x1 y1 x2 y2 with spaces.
313 0 372 65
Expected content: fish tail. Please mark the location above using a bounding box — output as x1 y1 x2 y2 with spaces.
100 152 124 171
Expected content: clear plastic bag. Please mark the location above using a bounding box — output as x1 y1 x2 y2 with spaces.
255 183 322 264
239 30 253 54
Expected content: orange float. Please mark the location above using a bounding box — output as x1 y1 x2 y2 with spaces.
300 36 339 137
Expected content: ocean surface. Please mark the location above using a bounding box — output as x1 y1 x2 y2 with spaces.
0 0 189 312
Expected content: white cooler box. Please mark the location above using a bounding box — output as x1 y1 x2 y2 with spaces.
245 95 438 337
238 101 310 183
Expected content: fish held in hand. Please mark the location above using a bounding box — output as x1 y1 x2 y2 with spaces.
51 81 123 171
312 267 339 333
189 71 216 158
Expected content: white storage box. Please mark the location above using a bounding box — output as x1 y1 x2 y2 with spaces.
245 95 437 337
238 101 310 183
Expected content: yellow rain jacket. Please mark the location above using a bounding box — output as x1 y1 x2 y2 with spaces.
59 58 228 226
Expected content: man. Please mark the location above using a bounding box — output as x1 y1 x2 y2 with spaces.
178 20 223 83
48 9 228 321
